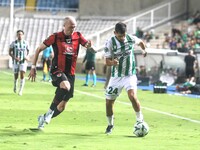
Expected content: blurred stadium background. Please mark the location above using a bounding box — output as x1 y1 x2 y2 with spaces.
0 0 200 85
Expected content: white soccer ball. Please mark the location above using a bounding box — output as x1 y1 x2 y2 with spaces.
133 121 149 137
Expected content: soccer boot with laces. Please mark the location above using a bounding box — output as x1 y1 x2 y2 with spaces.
82 83 88 86
38 114 45 129
105 125 114 134
18 90 22 96
91 84 96 87
44 111 54 124
13 86 17 93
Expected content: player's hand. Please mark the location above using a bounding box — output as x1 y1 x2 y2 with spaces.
15 57 20 62
28 68 37 82
85 40 92 48
113 58 119 66
142 51 147 57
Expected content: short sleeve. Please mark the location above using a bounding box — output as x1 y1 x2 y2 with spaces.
10 41 15 49
104 38 113 58
78 32 88 46
43 34 56 46
132 35 142 45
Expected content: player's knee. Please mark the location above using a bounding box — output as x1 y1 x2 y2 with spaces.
128 90 137 99
60 80 71 91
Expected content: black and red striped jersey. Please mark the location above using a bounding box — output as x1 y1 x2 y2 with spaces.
43 31 88 75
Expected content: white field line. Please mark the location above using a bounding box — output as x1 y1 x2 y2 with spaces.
75 88 200 124
2 71 200 124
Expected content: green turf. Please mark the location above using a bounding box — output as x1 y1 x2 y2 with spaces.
0 69 200 150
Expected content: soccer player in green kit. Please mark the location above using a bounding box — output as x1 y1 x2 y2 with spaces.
104 22 147 134
9 30 29 96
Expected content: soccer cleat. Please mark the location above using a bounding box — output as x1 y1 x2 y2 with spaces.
91 84 96 87
44 111 54 124
105 125 114 134
13 87 17 93
18 90 22 96
82 84 88 86
38 115 45 129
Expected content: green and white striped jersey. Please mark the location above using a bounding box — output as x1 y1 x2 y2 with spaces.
104 34 142 77
10 40 29 64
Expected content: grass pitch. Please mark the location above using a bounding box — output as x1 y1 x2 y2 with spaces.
0 69 200 150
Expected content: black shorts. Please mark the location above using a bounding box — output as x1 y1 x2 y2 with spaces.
185 68 195 78
51 70 75 101
85 61 95 70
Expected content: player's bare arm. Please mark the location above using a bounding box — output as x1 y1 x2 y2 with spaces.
9 48 20 62
24 49 30 61
28 43 47 82
24 57 29 61
139 41 147 57
84 40 92 48
50 50 54 59
85 40 98 53
106 58 119 66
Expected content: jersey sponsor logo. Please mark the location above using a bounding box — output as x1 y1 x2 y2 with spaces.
114 50 131 59
63 45 74 55
56 73 62 77
112 41 132 52
65 39 72 44
124 42 132 50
